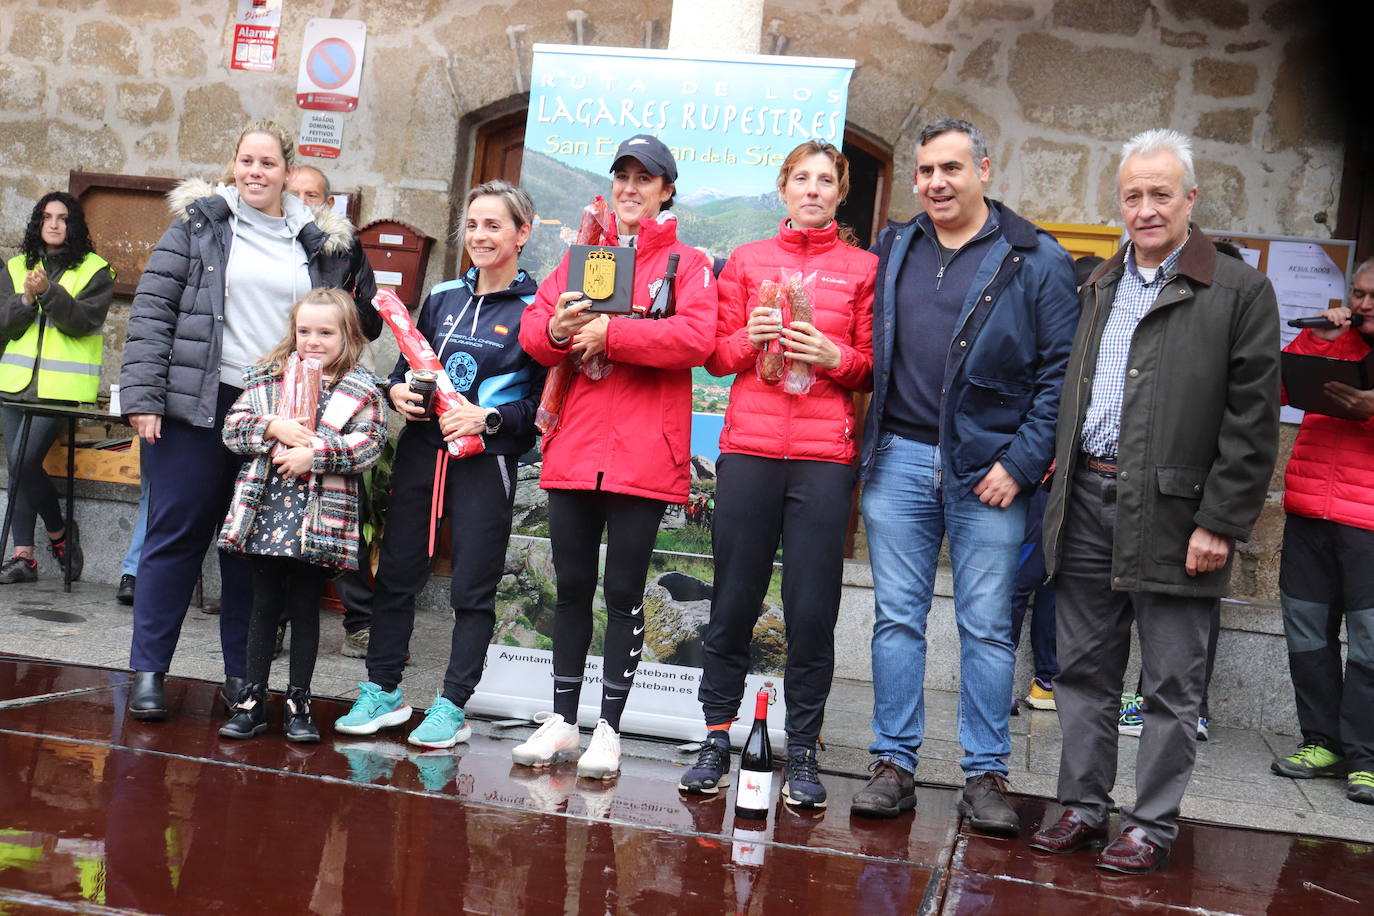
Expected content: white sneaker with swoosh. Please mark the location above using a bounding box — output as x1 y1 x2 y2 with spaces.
577 719 621 779
511 712 581 767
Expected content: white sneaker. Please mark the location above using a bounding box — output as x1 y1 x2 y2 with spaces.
511 712 581 767
509 768 573 813
577 719 621 779
577 779 617 818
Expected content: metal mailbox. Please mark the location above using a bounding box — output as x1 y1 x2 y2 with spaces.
358 219 435 309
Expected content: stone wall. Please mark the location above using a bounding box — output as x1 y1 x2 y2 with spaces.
0 0 1349 600
0 0 1345 280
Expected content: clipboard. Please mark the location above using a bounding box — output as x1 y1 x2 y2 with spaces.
1281 349 1374 420
566 244 637 315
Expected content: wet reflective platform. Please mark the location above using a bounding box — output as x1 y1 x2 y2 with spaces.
0 657 1369 914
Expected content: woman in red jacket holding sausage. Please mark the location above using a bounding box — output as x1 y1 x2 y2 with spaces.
679 140 876 809
516 135 718 778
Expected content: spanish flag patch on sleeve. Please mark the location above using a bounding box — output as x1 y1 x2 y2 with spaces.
493 324 509 335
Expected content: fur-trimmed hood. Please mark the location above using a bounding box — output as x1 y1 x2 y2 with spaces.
165 178 357 257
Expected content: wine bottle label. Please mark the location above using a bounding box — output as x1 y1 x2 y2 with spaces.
731 826 767 866
735 769 773 812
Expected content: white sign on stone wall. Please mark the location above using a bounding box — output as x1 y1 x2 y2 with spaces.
298 111 344 159
295 18 367 112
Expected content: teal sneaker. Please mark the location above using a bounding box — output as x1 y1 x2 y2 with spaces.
335 741 406 785
410 748 459 792
335 682 412 735
1271 742 1345 779
1118 693 1144 737
408 695 472 749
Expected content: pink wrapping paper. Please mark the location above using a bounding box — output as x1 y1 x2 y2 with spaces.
535 195 619 435
271 353 322 458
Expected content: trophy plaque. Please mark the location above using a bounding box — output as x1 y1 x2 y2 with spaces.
566 245 637 315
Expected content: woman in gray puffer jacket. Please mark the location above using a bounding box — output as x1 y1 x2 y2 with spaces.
118 119 380 722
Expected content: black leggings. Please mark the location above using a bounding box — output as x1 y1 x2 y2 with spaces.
698 453 854 749
547 489 665 731
1 407 66 548
366 430 517 707
245 555 329 689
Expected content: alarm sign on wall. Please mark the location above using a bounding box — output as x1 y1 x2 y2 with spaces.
230 0 281 72
296 18 367 111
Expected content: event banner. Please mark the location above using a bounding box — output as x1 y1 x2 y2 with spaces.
466 45 854 745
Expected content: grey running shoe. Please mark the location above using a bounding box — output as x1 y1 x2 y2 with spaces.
341 627 370 658
679 731 732 794
0 555 37 584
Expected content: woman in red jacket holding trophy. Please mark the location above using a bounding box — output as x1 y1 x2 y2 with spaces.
679 140 876 809
516 134 718 778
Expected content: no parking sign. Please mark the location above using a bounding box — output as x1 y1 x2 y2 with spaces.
296 18 366 111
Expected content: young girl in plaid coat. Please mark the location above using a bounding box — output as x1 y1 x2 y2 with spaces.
217 288 386 742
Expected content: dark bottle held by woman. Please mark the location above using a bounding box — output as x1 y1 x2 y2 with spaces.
647 253 679 319
734 687 774 819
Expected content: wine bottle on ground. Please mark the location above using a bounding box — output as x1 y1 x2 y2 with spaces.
734 687 774 820
731 824 766 914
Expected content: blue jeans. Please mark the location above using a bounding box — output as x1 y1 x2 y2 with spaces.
121 452 150 577
861 433 1025 776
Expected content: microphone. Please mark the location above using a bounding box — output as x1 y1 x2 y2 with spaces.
1287 313 1366 329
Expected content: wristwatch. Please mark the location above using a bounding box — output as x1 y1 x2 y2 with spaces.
483 408 502 435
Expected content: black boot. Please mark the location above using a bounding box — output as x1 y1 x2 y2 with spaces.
128 671 167 721
283 686 320 744
219 684 268 740
221 675 247 714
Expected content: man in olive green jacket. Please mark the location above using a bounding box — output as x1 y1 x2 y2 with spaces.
1031 129 1280 875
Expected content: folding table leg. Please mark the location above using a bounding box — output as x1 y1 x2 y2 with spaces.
0 412 34 565
63 416 75 592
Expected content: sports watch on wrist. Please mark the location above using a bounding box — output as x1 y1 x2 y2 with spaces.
483 408 502 435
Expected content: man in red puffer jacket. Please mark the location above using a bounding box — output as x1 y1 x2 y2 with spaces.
1271 258 1374 807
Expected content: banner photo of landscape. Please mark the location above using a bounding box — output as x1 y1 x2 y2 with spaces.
465 45 854 744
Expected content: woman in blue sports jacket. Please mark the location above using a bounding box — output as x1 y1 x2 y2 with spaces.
335 180 545 746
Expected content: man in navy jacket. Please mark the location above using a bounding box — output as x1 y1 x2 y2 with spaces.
850 118 1078 833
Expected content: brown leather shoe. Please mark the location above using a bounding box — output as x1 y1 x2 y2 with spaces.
1029 808 1108 853
959 772 1019 836
1095 826 1169 874
850 758 918 819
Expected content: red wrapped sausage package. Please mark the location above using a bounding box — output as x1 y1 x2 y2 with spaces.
752 269 818 395
272 352 322 460
536 195 620 434
373 288 485 459
754 279 786 385
781 269 818 395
